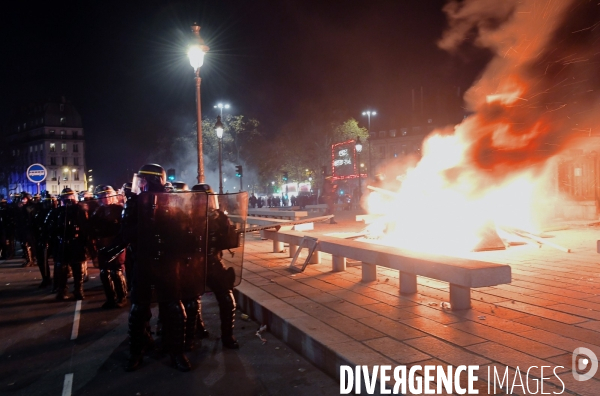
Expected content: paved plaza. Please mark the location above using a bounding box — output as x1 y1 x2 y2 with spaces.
236 210 600 395
2 209 600 395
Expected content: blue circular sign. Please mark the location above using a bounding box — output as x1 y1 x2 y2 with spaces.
27 163 47 183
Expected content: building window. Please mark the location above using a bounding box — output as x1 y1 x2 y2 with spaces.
51 170 57 180
50 143 56 152
379 146 385 158
379 131 386 138
61 130 66 139
60 117 66 125
62 157 68 166
401 128 408 136
50 130 55 137
73 131 78 139
391 145 397 158
29 146 33 153
61 143 67 152
60 104 64 112
389 130 397 138
74 171 79 181
73 144 78 153
34 145 38 152
63 170 69 181
50 157 57 165
73 157 79 166
370 132 376 139
51 185 57 194
412 126 421 134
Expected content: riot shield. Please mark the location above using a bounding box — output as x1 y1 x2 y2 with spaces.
137 191 208 302
214 192 248 287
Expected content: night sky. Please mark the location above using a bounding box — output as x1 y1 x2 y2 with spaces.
1 0 490 187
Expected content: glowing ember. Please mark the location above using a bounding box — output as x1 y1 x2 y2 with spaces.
366 0 600 254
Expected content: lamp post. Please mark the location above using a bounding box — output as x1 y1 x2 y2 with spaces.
215 115 224 194
362 110 376 177
214 103 230 118
188 23 210 184
355 136 363 202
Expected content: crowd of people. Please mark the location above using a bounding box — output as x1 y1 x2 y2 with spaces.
0 163 240 372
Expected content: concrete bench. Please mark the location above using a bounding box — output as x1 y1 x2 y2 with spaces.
248 209 308 220
261 230 511 310
305 204 328 213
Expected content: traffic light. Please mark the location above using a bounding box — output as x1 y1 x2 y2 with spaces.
167 168 176 181
282 172 288 182
235 165 243 178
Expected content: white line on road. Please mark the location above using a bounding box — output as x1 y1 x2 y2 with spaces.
70 301 82 340
62 373 73 396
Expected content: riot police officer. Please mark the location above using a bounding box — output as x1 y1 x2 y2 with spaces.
0 198 16 260
49 188 90 301
108 164 201 372
33 193 55 288
16 193 36 266
192 183 239 349
91 185 127 308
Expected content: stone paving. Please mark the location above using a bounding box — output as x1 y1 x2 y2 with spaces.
234 210 600 395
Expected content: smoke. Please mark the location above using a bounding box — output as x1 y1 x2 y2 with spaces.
154 117 262 193
436 0 600 189
367 0 600 250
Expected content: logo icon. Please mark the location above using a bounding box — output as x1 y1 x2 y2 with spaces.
572 347 598 381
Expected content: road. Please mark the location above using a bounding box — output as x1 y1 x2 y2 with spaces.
0 257 339 396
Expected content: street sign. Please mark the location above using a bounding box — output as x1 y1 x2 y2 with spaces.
26 163 47 183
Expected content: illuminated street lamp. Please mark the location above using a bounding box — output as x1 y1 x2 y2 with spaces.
361 110 376 177
188 23 210 184
214 103 230 118
215 115 224 194
355 136 363 201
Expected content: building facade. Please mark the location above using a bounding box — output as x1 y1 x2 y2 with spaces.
5 97 87 196
368 124 436 172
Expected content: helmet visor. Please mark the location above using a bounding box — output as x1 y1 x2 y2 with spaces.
131 173 146 195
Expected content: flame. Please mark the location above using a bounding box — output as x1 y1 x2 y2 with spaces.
366 0 600 254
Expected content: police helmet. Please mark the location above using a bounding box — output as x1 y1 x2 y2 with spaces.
95 185 116 203
172 181 189 191
191 183 214 193
80 191 94 201
132 164 166 193
60 188 77 204
95 184 116 198
192 183 218 210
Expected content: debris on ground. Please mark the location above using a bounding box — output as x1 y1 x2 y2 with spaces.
256 324 268 344
240 313 250 321
478 316 486 320
440 302 451 309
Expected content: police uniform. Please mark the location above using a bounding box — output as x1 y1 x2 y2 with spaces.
49 188 90 301
91 185 128 308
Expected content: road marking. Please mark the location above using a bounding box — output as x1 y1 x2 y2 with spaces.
62 373 73 396
70 301 82 340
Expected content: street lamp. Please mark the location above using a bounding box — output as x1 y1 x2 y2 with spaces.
214 103 230 118
188 23 210 184
215 115 224 194
362 110 376 177
355 136 363 202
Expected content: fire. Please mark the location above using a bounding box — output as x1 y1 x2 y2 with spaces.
365 0 600 254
